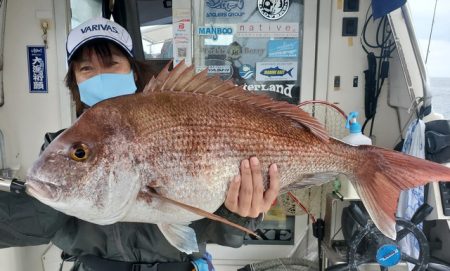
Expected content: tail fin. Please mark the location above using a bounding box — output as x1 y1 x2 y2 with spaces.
350 145 450 240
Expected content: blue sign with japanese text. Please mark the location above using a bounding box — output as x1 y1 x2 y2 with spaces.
27 46 48 93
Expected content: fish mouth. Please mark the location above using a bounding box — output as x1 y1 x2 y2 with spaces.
26 180 61 202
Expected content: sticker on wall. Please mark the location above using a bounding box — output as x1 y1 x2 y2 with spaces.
27 46 48 93
256 62 297 81
257 0 290 20
227 41 243 60
201 45 266 59
196 59 234 80
206 0 245 18
173 18 192 66
173 8 192 66
243 83 295 99
236 23 298 38
239 64 255 79
197 25 234 41
267 39 299 58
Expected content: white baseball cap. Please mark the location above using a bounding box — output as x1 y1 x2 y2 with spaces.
66 17 133 62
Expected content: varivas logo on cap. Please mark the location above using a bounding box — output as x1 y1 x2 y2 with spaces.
80 24 119 34
66 17 133 62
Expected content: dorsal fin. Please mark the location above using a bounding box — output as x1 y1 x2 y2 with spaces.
143 61 329 142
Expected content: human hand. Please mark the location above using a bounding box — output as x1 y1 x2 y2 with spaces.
225 157 280 218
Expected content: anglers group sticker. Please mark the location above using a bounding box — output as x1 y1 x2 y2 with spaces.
256 62 297 81
258 0 290 20
239 64 255 79
267 39 299 58
206 0 245 18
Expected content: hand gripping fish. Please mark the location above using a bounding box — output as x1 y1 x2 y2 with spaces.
26 62 450 254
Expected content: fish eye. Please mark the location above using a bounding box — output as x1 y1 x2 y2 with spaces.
69 143 90 162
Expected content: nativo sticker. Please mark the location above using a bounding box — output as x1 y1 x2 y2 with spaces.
256 62 298 81
258 0 290 20
236 23 299 38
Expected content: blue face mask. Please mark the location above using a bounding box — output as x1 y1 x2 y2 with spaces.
78 71 137 106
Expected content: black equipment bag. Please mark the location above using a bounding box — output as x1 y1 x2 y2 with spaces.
425 120 450 163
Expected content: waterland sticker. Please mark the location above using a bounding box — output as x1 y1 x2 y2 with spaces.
243 83 295 98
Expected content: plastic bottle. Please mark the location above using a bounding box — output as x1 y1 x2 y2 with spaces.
339 112 372 199
342 112 372 146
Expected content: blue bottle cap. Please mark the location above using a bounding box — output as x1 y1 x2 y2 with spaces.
346 111 362 133
376 244 401 267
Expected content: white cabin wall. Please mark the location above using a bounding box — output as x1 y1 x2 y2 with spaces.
0 0 71 178
316 0 404 148
0 0 71 270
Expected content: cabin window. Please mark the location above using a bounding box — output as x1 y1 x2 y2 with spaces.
137 0 173 60
70 0 102 28
192 0 305 105
67 0 306 104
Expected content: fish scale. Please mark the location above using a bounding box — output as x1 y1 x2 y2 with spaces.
26 62 450 254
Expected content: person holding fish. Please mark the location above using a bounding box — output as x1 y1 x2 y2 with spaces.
0 17 280 271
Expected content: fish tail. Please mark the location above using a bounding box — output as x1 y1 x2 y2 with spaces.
287 68 294 77
349 145 450 240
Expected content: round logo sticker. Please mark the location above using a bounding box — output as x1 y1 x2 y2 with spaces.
239 64 255 79
257 0 290 20
227 41 242 60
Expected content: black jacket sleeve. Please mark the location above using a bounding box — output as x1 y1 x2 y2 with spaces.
0 192 69 248
190 205 263 248
0 129 70 248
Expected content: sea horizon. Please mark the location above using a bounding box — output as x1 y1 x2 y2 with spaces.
429 77 450 119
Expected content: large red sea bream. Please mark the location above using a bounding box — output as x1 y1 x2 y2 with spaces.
26 62 450 253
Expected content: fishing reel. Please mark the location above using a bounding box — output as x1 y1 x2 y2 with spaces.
326 202 433 271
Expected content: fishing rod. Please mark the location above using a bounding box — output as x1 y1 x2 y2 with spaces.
425 0 438 64
0 176 27 194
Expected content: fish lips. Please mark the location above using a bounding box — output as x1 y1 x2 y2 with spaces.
26 179 62 202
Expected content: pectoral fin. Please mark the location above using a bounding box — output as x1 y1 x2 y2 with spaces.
157 223 199 254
